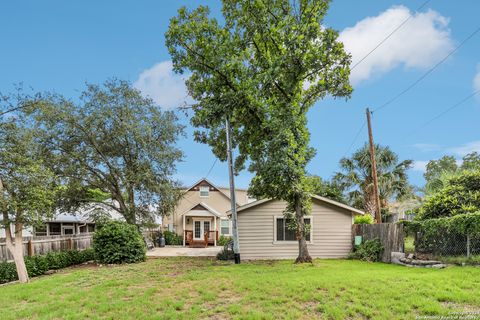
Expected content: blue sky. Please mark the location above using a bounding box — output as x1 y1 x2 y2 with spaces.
1 0 479 189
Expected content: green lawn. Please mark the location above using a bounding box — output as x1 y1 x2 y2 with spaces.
0 258 479 320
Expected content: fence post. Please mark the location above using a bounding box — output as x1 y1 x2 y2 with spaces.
27 239 34 257
466 234 471 258
68 238 74 250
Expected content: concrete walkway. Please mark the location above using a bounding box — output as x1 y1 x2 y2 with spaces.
146 246 222 257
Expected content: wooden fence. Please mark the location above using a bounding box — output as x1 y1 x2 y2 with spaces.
352 223 404 263
0 234 94 262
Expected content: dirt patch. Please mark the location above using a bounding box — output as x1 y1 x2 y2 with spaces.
441 301 480 314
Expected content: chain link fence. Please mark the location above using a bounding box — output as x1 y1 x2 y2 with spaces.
414 230 480 259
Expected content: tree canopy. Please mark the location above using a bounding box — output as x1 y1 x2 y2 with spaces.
0 91 59 283
334 143 413 218
166 0 352 262
31 79 184 225
424 152 480 194
417 171 480 220
307 175 345 204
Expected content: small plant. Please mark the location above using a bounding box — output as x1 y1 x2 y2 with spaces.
218 235 232 246
93 221 146 264
163 230 183 245
349 239 384 262
354 215 374 225
216 246 235 261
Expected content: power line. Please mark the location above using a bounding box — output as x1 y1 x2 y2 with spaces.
351 0 432 71
405 89 480 137
204 158 218 179
373 25 480 113
342 120 366 158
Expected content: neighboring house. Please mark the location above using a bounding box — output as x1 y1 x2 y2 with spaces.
162 178 254 246
232 195 364 260
0 202 155 238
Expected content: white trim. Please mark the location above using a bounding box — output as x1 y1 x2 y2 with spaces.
199 186 210 198
219 218 232 236
182 178 240 205
179 202 223 218
272 215 313 245
232 195 364 216
192 218 212 241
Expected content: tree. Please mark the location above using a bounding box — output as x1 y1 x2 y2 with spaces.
424 152 480 194
307 175 345 203
166 0 352 262
334 144 413 218
0 92 58 283
31 79 184 225
417 171 480 220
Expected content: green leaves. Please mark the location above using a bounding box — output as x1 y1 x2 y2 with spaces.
30 79 184 225
417 171 480 220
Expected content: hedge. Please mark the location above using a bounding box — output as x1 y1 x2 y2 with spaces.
401 213 480 256
0 249 95 284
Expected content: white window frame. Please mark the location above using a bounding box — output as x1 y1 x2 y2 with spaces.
273 215 313 245
199 186 210 198
220 218 231 236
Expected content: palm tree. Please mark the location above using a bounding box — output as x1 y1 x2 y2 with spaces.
333 143 413 219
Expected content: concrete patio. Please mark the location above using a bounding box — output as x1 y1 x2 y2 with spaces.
146 246 222 257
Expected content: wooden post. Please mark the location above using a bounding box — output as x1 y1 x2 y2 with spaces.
68 238 73 250
27 239 34 257
467 234 471 258
366 108 382 224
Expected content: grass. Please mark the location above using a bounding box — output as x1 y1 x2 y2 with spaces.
0 258 479 319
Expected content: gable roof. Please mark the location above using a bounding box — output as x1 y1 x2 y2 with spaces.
180 202 223 218
183 177 241 205
231 195 364 216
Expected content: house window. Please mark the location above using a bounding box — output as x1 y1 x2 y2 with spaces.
275 217 311 241
220 219 231 235
49 223 61 236
199 186 209 197
34 224 47 236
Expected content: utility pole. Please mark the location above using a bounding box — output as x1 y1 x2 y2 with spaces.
366 108 382 224
225 117 241 264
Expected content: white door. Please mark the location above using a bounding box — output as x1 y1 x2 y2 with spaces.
193 220 211 240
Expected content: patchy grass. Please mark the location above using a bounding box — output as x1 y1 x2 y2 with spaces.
0 258 479 319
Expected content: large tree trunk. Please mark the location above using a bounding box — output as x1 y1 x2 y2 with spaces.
3 218 29 283
294 194 312 263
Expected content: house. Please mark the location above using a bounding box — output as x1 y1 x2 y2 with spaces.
232 195 364 260
162 178 254 247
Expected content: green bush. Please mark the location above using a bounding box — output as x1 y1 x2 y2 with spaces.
349 239 384 262
218 235 232 246
402 213 480 256
417 171 480 220
216 246 235 261
93 221 146 264
0 248 95 284
163 230 183 245
354 215 374 225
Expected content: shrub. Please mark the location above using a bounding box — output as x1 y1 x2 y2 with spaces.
354 215 374 225
93 221 146 264
417 171 480 220
218 235 232 246
163 230 183 245
0 261 18 284
0 248 95 284
216 247 235 261
349 239 384 262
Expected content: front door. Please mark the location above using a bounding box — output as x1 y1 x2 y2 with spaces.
193 219 211 240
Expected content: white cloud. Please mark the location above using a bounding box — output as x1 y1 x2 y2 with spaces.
133 61 190 109
411 160 429 172
474 64 480 94
339 6 454 84
449 140 480 157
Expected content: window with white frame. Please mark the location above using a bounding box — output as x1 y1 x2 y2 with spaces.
220 219 231 235
275 217 311 241
199 186 209 197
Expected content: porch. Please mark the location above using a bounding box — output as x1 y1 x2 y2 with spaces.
181 202 223 247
